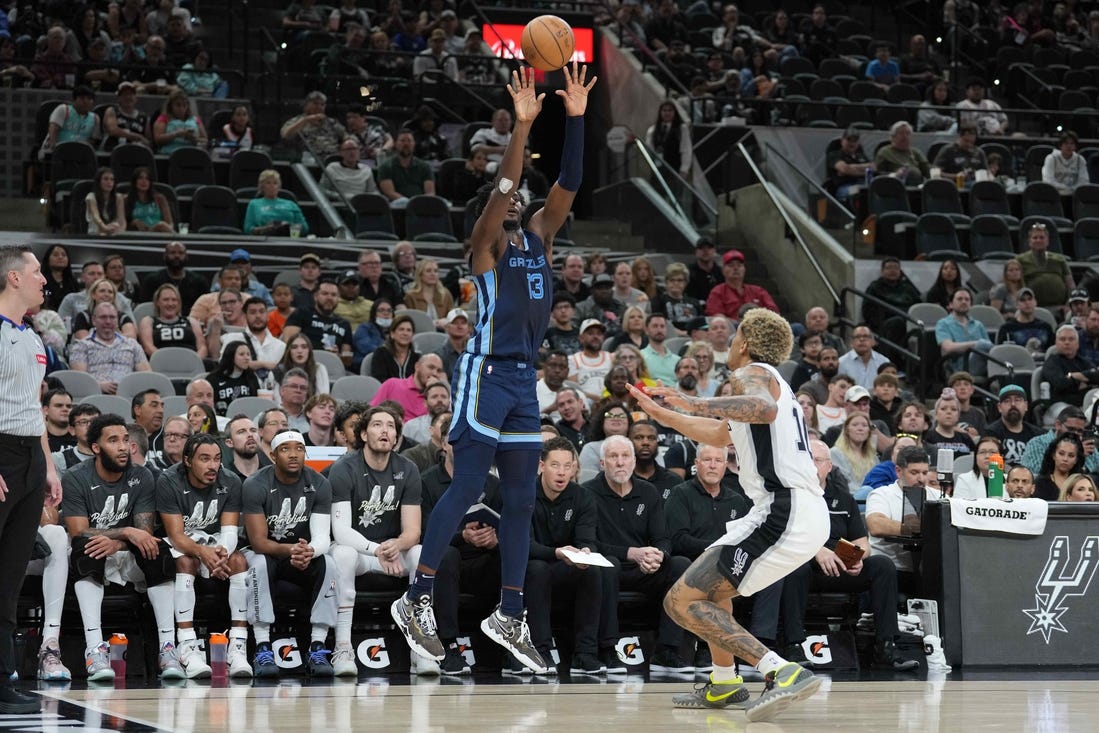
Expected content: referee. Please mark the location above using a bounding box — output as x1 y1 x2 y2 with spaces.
0 246 61 713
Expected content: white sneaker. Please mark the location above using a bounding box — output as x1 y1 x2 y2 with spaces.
159 642 185 681
227 638 252 678
84 642 114 682
332 647 358 677
38 639 72 681
178 639 211 679
411 652 441 676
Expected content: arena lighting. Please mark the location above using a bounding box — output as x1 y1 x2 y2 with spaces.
993 78 1000 85
936 36 943 43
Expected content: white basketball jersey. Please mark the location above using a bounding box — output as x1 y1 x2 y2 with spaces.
726 363 823 501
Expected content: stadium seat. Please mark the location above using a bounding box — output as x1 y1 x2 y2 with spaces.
52 370 102 399
331 375 382 402
50 140 98 201
1022 182 1073 229
81 394 131 417
921 179 971 225
969 215 1016 260
915 213 968 260
1074 218 1099 261
969 181 1019 226
1024 146 1055 183
226 396 278 417
228 150 274 191
1074 184 1099 220
313 349 347 379
869 175 918 258
148 347 206 380
167 147 215 196
350 192 395 236
117 372 176 400
403 309 437 334
190 185 243 234
109 144 158 184
404 194 454 239
412 332 447 353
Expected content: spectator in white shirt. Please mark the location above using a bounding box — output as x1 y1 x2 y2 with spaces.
1042 130 1090 192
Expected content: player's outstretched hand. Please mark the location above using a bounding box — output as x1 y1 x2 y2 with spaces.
556 61 597 117
508 67 545 124
627 383 674 423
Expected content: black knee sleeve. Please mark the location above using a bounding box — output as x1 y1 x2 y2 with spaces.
69 536 106 582
134 540 177 587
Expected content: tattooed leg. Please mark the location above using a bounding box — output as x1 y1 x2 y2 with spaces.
663 548 770 666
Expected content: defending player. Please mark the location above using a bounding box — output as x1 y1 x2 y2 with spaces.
628 309 830 723
392 62 596 673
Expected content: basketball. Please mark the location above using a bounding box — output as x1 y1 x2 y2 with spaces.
521 15 575 71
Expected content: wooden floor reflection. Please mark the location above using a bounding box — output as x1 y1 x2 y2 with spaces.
38 676 1099 732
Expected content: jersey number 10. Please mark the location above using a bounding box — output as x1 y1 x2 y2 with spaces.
792 407 811 454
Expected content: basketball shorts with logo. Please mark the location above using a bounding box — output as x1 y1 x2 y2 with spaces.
449 353 541 451
709 488 829 597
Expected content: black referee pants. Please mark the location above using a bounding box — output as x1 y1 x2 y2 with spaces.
0 435 47 684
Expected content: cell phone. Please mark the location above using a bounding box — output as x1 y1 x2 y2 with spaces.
834 538 865 567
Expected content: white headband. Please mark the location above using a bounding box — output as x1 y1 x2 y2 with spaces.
271 431 305 452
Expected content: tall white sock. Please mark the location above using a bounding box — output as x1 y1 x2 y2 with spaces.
336 606 354 648
228 626 248 641
74 578 104 649
175 573 195 626
254 623 271 644
756 651 787 676
147 582 177 647
229 572 248 623
178 627 197 643
40 526 69 644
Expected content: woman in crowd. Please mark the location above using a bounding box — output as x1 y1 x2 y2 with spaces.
613 343 655 389
989 258 1026 316
796 389 820 434
630 256 661 304
597 365 634 412
72 278 137 341
243 169 310 236
370 311 419 382
410 105 449 162
187 403 220 436
579 401 633 472
138 283 206 358
611 260 649 311
176 47 228 98
925 259 964 309
85 167 126 236
1059 474 1098 501
1036 433 1086 501
403 260 454 328
607 306 649 352
153 90 208 154
206 341 260 415
953 435 1002 499
586 252 608 280
685 340 721 397
352 298 394 373
41 244 78 311
220 105 255 150
830 413 878 492
922 387 976 455
276 333 330 398
917 78 956 133
125 167 175 233
649 262 702 335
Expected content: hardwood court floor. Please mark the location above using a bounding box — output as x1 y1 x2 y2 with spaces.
32 676 1099 733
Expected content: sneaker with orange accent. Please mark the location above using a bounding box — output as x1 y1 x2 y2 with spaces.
84 642 114 682
743 662 822 722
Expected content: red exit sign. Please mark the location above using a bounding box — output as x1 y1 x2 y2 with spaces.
482 23 595 65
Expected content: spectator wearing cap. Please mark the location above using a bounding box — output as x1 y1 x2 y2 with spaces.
459 27 498 85
434 308 470 376
704 249 778 319
956 78 1008 136
825 127 873 202
243 169 310 236
986 384 1043 464
998 287 1055 354
413 28 459 84
346 108 394 163
293 252 322 312
213 249 273 306
102 81 150 151
569 319 614 403
821 384 895 452
334 270 373 331
932 123 988 183
1017 222 1075 311
39 86 100 161
686 237 721 302
935 288 992 376
838 324 891 391
946 371 986 438
874 121 931 185
80 36 122 92
323 138 378 199
280 91 347 160
436 9 465 55
1077 305 1099 364
1040 325 1099 407
575 273 627 338
1066 288 1091 330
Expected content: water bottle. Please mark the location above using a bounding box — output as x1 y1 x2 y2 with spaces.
109 633 127 680
987 453 1004 498
209 632 228 679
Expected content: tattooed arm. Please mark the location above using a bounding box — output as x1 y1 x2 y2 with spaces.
673 365 779 423
627 384 732 446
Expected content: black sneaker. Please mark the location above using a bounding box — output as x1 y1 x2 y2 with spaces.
599 647 627 674
784 642 813 667
571 652 605 676
0 686 39 714
650 645 695 673
391 593 446 661
480 607 547 674
253 642 279 678
305 641 334 677
440 644 471 675
693 645 713 673
874 639 920 672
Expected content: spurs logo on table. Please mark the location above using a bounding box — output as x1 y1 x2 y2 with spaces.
1022 536 1099 643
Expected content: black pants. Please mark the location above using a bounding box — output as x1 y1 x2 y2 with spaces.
70 536 175 586
525 558 601 656
599 555 690 648
0 434 47 684
433 547 500 641
781 554 900 642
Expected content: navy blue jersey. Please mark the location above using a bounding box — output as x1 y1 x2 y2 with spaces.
467 230 553 362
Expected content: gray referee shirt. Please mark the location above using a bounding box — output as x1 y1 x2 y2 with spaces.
0 318 46 436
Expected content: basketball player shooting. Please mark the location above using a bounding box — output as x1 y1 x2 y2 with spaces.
393 63 597 674
627 309 830 722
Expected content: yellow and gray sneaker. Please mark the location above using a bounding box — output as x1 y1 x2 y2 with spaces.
672 674 751 709
743 662 822 722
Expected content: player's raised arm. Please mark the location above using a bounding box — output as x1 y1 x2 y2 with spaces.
469 67 544 270
528 61 598 260
645 365 779 424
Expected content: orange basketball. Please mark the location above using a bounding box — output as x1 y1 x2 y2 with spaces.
521 15 575 71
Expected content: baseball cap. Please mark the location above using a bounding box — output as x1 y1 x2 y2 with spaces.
842 126 861 140
998 384 1028 401
430 28 447 40
845 385 871 403
695 237 715 249
339 269 359 284
117 81 136 93
723 250 745 264
1017 287 1035 299
444 308 469 324
300 253 321 266
1070 288 1090 303
464 27 482 38
440 9 457 18
685 316 709 332
591 273 613 287
580 318 606 334
947 371 974 387
229 248 250 262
